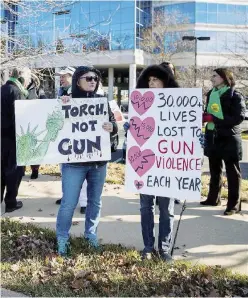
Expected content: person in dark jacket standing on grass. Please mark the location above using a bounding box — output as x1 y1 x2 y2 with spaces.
1 67 31 212
56 66 118 256
201 68 246 215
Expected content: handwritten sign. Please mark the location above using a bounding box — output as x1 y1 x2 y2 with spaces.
125 88 203 201
15 98 111 165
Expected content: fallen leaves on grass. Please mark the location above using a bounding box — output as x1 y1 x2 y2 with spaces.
1 219 248 297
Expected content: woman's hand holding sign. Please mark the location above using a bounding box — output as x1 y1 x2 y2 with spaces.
102 122 113 133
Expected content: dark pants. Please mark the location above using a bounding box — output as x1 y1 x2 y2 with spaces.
1 138 24 208
207 156 241 211
31 165 40 172
140 195 174 254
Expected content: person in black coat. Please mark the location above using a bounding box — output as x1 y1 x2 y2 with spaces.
1 67 31 212
201 68 246 215
26 73 46 179
56 66 118 256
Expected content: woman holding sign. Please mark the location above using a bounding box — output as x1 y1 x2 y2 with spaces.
202 68 246 215
133 64 179 262
56 66 118 256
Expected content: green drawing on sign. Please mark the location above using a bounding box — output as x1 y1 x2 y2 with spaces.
17 109 64 164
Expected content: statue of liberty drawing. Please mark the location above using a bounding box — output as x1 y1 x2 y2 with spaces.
16 108 64 165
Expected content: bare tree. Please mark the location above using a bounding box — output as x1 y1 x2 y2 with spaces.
140 8 194 63
0 0 120 71
227 31 248 93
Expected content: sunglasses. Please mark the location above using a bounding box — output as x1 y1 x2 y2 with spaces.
80 76 98 82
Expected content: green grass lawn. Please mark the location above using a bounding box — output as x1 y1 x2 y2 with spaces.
1 218 248 297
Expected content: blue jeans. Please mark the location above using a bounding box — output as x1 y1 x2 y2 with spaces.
140 194 174 254
56 163 107 242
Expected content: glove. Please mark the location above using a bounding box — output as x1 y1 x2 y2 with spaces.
123 121 130 132
199 133 205 149
202 113 213 123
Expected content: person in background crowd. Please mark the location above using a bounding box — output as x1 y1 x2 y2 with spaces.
202 68 246 215
160 61 176 78
25 73 46 179
56 66 75 97
1 67 31 212
56 66 118 256
79 182 87 214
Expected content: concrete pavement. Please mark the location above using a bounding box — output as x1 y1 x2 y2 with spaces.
1 288 28 297
1 174 248 275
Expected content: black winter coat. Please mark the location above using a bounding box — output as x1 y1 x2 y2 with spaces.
1 81 26 140
204 88 246 161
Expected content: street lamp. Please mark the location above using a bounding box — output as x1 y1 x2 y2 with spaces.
182 36 210 86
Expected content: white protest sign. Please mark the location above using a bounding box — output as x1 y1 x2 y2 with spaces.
15 98 111 165
125 88 203 201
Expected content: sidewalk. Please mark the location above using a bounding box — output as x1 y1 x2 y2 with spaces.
2 175 248 275
1 288 28 297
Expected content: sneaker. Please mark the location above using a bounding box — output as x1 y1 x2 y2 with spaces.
30 170 39 179
85 237 99 249
141 249 157 260
56 199 62 205
5 201 23 213
57 238 69 256
159 252 173 262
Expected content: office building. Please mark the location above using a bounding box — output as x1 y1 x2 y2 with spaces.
1 1 247 99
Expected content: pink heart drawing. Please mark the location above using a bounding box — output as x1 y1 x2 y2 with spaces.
129 116 155 147
130 91 155 116
128 146 155 177
134 180 144 190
